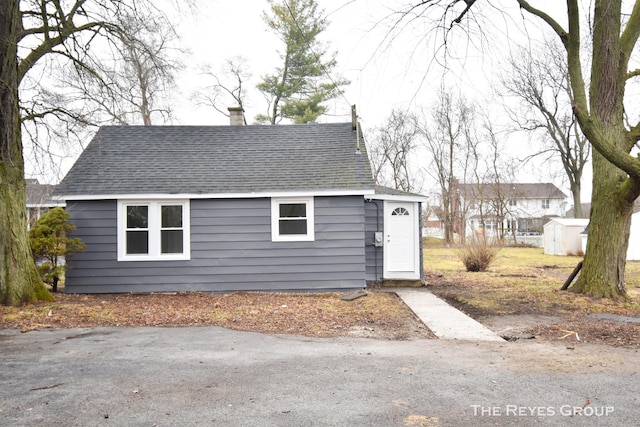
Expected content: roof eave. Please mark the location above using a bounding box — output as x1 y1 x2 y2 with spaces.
54 188 377 201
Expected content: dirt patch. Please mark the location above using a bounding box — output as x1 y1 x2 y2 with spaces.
588 313 640 324
479 314 561 338
496 340 639 374
426 272 640 348
0 291 434 341
478 313 640 347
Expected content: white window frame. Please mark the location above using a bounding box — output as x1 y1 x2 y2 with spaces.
271 197 315 242
542 199 550 209
117 200 191 261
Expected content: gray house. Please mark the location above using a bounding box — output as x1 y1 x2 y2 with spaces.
54 118 426 294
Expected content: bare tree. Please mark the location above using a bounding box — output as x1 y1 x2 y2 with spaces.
421 88 476 243
367 109 420 192
502 41 589 218
452 114 519 244
17 4 185 187
390 1 640 300
1 0 185 306
482 117 519 242
195 57 252 125
57 11 184 126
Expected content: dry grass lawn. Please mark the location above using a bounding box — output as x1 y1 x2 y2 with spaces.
424 243 640 347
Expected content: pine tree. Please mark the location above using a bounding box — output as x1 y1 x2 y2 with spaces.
256 0 348 124
29 207 85 293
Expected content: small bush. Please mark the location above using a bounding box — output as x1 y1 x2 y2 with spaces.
457 240 500 272
29 207 85 292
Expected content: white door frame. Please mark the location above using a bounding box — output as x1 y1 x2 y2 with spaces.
383 201 420 280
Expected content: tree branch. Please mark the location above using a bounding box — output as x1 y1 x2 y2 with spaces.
452 0 476 25
629 121 640 143
516 0 568 46
18 21 107 83
620 1 640 60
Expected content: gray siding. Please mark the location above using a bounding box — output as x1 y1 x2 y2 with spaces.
364 200 383 282
64 196 366 293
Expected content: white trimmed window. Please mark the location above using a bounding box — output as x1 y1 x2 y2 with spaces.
542 199 550 209
118 200 190 261
271 197 315 242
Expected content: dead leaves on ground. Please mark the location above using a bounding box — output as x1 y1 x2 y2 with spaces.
0 291 434 340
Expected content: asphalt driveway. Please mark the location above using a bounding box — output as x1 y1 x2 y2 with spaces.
0 327 637 426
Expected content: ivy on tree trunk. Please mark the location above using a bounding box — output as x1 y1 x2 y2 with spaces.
569 153 633 299
564 0 640 300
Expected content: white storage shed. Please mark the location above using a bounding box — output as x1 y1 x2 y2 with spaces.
581 212 640 260
627 212 640 260
544 218 589 256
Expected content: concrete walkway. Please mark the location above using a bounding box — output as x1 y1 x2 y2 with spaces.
396 289 505 342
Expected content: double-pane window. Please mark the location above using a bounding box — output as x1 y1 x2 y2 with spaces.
271 198 314 241
279 203 308 235
119 201 190 261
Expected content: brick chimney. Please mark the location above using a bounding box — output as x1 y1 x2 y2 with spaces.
228 107 245 126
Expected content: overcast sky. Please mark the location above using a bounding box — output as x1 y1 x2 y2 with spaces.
175 0 535 128
29 1 594 201
169 1 586 200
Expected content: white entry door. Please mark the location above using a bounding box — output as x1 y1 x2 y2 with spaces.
383 201 420 280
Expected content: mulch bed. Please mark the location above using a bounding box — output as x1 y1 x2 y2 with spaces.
0 291 434 340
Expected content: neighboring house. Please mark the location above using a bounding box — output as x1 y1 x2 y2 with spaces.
26 179 64 229
54 114 427 294
453 182 567 238
422 206 444 238
565 203 591 218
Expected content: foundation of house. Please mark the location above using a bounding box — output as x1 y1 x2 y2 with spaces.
379 279 423 288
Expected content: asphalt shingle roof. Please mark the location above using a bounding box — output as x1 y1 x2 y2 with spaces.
456 182 566 199
55 123 375 197
26 179 60 206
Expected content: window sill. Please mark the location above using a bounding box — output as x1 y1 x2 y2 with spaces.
271 235 315 242
118 254 190 262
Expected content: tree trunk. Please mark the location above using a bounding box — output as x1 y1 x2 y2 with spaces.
0 0 53 305
570 181 583 218
442 196 453 244
569 0 637 300
570 151 630 299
